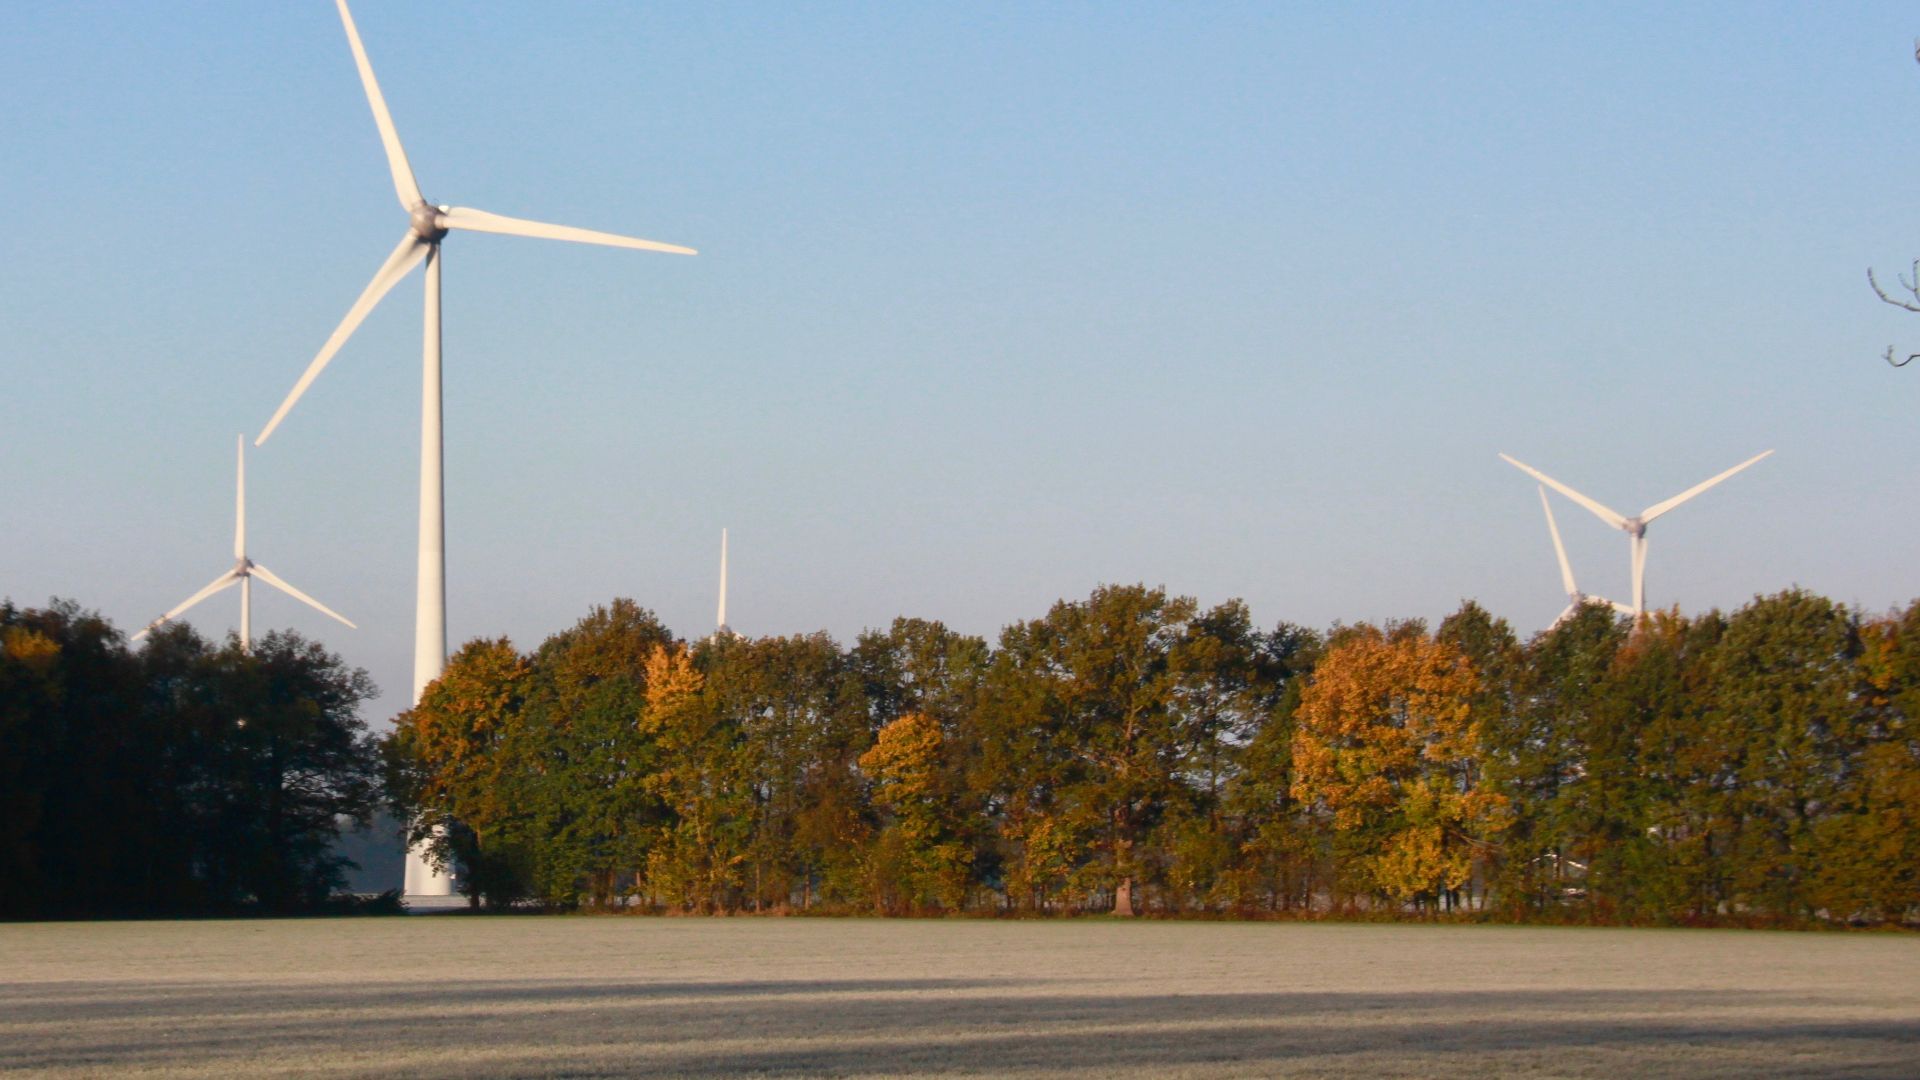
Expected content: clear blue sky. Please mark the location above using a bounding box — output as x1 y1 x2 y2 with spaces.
5 2 1918 717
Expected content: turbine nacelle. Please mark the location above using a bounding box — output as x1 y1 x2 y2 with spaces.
409 202 449 242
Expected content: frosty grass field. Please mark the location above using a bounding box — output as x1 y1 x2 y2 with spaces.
3 917 1918 1077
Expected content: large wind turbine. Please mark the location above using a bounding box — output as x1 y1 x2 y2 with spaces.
257 0 694 897
1500 449 1773 616
134 437 355 652
1534 485 1634 628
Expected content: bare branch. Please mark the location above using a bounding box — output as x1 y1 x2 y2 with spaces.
1869 266 1920 312
1866 45 1920 364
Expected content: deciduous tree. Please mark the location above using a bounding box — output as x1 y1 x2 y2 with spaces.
1292 625 1503 909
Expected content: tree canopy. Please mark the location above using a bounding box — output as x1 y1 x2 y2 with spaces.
1 600 381 917
375 586 1920 926
8 585 1920 927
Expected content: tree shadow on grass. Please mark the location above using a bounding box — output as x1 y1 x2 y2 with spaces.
6 980 1917 1077
0 977 1036 1023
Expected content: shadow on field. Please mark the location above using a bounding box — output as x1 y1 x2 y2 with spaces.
6 979 1918 1075
0 977 1035 1023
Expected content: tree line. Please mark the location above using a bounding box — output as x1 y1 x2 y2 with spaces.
390 586 1920 925
1 600 382 918
5 586 1918 924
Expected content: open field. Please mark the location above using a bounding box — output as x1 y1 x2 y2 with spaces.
3 918 1918 1077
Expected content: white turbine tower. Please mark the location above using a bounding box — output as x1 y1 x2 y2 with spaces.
254 1 695 896
1500 449 1773 616
715 528 732 638
134 436 356 652
1535 485 1634 629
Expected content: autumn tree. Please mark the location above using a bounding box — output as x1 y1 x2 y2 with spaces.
851 618 992 907
1292 624 1504 910
639 642 752 912
386 636 533 907
860 712 973 910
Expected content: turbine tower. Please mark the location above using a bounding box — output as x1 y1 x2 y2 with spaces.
1535 485 1634 628
134 436 356 652
1500 449 1773 616
255 0 695 896
715 528 732 638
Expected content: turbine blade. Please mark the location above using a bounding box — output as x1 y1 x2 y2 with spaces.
1539 485 1578 597
251 564 357 629
256 233 428 445
1500 453 1629 531
335 0 422 210
1639 449 1774 524
440 206 697 256
234 434 248 560
133 570 241 640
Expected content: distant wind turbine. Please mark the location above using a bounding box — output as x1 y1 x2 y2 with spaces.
1535 485 1634 628
134 436 355 653
1500 449 1773 616
255 0 694 897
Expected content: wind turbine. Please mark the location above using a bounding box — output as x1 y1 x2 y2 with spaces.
1535 485 1634 628
255 0 694 897
1500 449 1773 616
715 528 732 638
133 436 355 652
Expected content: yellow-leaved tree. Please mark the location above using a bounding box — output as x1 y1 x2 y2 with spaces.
639 643 750 912
1291 625 1505 909
859 712 973 911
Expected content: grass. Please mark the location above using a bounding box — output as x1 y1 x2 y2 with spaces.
3 917 1917 1077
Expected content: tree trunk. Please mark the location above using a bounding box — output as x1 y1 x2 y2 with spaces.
1113 818 1136 916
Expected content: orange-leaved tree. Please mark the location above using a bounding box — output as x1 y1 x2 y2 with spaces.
860 712 973 911
1291 624 1504 909
387 636 531 902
